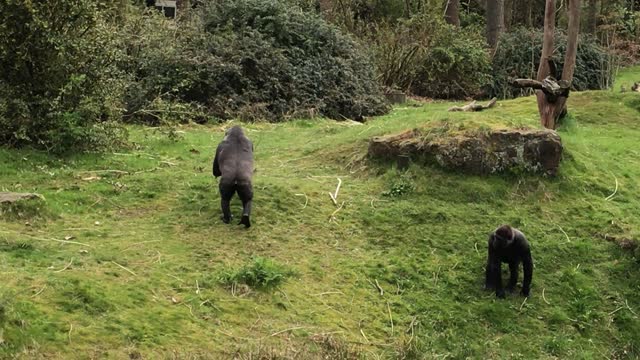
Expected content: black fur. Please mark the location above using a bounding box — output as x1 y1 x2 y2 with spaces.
485 225 533 298
212 126 254 228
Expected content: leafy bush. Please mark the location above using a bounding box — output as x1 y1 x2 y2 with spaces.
219 257 294 290
123 0 389 123
0 1 128 153
370 14 492 99
490 28 615 99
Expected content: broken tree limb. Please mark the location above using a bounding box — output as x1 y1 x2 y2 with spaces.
511 76 571 103
448 97 497 112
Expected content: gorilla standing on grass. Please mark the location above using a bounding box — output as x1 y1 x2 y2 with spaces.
213 126 254 228
485 225 533 298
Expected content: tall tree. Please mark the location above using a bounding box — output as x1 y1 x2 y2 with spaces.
514 0 582 129
486 0 505 48
444 0 460 26
585 0 599 33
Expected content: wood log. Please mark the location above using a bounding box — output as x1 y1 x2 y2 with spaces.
448 97 497 112
511 76 570 103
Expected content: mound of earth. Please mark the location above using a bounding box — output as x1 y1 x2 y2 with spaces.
368 126 563 176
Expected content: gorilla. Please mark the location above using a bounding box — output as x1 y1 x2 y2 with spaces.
212 126 254 228
485 225 533 298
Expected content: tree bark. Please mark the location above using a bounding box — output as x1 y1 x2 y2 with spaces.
444 0 460 26
504 0 513 30
486 0 505 49
531 0 581 129
585 0 599 33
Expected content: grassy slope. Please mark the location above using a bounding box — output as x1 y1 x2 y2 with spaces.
0 67 639 359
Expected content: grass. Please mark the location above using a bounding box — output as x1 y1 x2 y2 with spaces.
0 67 639 358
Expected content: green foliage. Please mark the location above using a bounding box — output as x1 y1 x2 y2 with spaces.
382 174 415 197
219 257 294 290
122 0 389 123
490 28 615 99
370 14 491 99
0 0 128 153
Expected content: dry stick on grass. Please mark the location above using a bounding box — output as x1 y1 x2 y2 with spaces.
542 288 551 305
111 261 136 276
269 326 308 337
54 259 74 273
359 320 370 344
329 201 345 222
387 301 394 336
519 297 528 311
557 225 571 243
313 290 345 296
295 193 309 209
68 323 73 343
605 176 619 201
31 285 47 298
448 97 498 112
329 178 342 206
474 242 480 255
196 280 200 295
0 232 92 247
375 279 384 296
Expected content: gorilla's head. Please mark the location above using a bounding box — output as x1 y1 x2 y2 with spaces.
226 126 244 137
494 225 514 248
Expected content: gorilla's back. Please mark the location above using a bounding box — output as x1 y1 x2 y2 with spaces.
219 134 253 182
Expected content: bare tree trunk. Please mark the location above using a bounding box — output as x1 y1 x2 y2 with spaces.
444 0 460 26
585 0 599 33
533 0 581 129
537 0 557 129
504 0 513 30
486 0 505 48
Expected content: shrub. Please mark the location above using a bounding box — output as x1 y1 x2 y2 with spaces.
219 257 294 290
490 28 615 99
0 1 128 153
369 14 492 99
122 0 389 123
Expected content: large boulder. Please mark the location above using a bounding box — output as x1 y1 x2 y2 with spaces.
369 127 563 176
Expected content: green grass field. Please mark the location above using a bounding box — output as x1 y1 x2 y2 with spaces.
1 67 639 359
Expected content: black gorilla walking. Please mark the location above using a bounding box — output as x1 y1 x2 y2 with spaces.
485 225 533 298
212 126 254 228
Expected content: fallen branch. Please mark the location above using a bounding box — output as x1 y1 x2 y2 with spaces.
112 261 136 276
329 178 342 206
605 176 619 201
557 225 571 243
31 285 47 298
295 193 309 209
270 326 307 337
329 201 345 222
542 288 551 305
54 259 74 273
448 97 497 112
387 301 394 336
374 279 384 296
519 297 528 311
511 76 571 102
0 232 92 247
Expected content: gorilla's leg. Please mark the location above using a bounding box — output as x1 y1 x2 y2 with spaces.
237 181 253 228
506 261 519 293
484 261 495 290
219 180 235 224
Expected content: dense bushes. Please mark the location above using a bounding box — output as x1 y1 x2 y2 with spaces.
490 28 615 99
370 15 492 99
124 0 389 123
0 1 128 153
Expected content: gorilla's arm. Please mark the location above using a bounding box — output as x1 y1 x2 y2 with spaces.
486 235 505 298
213 144 222 178
514 230 532 297
521 246 533 297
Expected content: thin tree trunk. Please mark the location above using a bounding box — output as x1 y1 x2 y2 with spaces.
486 0 505 48
537 0 557 129
444 0 460 26
585 0 598 33
504 0 513 30
554 0 582 120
